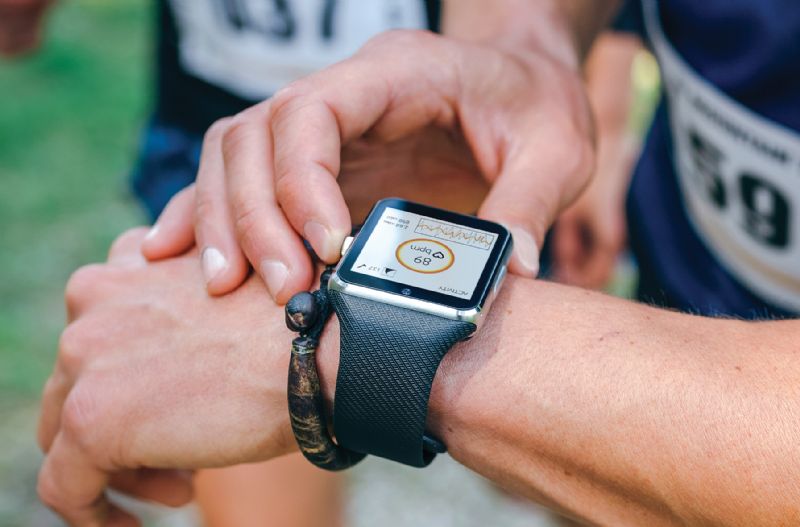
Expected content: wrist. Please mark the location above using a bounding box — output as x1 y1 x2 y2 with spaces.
471 1 619 72
504 2 583 72
426 276 523 452
316 276 522 455
443 0 589 72
317 313 340 417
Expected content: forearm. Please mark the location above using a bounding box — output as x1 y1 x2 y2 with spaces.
421 278 800 525
443 0 621 67
583 33 643 206
585 33 641 137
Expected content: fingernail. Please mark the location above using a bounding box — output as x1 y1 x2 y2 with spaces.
144 224 160 242
260 260 288 299
304 221 339 260
201 247 227 284
510 227 540 277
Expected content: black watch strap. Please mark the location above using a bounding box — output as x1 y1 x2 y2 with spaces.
329 290 475 467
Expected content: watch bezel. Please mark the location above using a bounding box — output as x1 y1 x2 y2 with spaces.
332 198 512 322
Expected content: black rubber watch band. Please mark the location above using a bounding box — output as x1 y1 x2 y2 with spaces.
329 290 475 467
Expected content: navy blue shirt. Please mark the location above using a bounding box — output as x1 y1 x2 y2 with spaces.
626 0 800 318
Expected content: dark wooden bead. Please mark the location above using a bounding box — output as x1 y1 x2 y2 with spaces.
285 292 319 332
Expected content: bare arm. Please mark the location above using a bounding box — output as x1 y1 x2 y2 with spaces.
39 232 799 525
554 33 644 288
444 0 621 64
313 278 800 525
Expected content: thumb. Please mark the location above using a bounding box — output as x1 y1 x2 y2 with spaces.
478 123 595 278
478 165 563 279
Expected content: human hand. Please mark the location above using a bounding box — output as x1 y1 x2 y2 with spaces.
37 228 325 525
552 134 637 289
0 0 51 57
551 33 642 289
142 29 596 303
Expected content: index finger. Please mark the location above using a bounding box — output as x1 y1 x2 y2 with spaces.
269 30 459 262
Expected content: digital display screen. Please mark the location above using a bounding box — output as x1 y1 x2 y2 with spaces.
349 207 499 299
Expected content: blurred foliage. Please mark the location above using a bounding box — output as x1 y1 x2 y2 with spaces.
629 48 661 137
0 0 150 398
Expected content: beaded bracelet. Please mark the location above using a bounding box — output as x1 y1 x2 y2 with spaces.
285 266 366 471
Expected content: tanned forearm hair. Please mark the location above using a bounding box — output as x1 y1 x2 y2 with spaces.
318 278 800 525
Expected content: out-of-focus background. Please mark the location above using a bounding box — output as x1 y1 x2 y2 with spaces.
0 1 659 525
2 2 147 524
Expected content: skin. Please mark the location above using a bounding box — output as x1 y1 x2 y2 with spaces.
0 0 50 56
4 1 345 524
38 0 800 525
38 230 800 526
145 2 571 518
194 459 343 527
3 1 343 523
141 0 622 301
553 32 643 289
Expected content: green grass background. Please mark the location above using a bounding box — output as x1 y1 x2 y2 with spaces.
1 0 150 399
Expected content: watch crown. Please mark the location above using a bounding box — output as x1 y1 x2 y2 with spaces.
340 236 354 257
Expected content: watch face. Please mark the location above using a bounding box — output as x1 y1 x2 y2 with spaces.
337 198 511 310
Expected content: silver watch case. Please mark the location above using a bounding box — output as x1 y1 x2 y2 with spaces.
329 233 512 332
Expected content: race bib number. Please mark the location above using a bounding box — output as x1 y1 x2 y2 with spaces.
644 0 800 312
168 0 427 100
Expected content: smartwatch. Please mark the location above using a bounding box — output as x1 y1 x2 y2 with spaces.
328 198 512 467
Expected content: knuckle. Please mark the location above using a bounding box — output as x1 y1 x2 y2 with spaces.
544 111 581 143
57 323 89 374
61 384 105 455
270 79 313 114
204 117 233 144
269 87 296 113
268 85 316 136
232 199 265 248
64 263 106 311
273 170 309 206
545 114 596 184
220 118 254 163
36 467 61 510
194 185 217 222
108 227 148 258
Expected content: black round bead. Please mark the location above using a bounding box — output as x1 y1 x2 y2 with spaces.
285 291 319 332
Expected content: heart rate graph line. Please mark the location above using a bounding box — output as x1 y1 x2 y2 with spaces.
414 218 495 250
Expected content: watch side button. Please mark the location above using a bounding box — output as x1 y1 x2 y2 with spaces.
340 236 354 257
493 265 507 294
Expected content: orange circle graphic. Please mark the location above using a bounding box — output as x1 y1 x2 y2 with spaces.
395 238 455 274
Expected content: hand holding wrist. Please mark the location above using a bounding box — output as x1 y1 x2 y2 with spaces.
39 231 312 523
